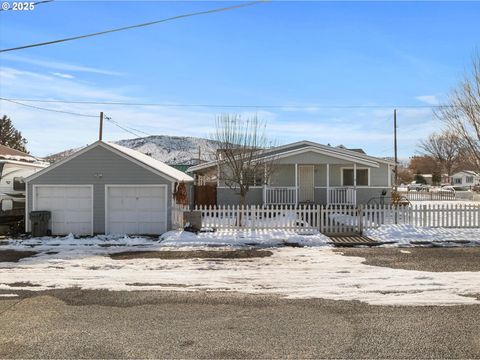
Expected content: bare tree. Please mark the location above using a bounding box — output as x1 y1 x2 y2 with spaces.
435 55 480 171
211 114 276 207
419 130 460 176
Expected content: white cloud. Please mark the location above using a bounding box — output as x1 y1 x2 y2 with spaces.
0 65 437 159
416 95 439 105
0 54 123 76
51 72 75 79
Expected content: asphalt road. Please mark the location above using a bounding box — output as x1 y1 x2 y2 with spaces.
335 247 480 272
1 289 479 359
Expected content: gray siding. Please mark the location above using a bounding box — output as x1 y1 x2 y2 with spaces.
216 187 390 206
27 145 174 234
217 187 263 205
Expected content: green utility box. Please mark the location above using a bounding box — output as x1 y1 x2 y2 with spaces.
29 211 51 237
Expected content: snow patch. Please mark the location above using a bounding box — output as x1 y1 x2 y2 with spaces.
365 225 480 245
0 234 479 306
160 229 331 248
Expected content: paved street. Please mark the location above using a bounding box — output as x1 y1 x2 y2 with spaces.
1 247 480 358
1 289 479 359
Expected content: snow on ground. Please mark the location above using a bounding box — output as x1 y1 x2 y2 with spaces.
365 225 480 246
1 233 480 306
160 229 330 247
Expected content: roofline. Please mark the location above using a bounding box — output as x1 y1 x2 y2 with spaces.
187 140 392 172
0 159 48 167
26 141 193 183
260 146 380 167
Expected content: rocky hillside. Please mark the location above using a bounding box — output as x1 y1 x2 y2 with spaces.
45 136 221 165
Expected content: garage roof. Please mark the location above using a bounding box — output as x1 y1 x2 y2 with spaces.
26 141 193 183
106 142 193 182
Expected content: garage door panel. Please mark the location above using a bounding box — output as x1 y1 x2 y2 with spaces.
65 210 91 223
106 186 167 235
34 186 93 236
137 187 163 197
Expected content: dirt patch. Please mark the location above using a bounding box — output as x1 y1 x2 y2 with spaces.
5 282 41 288
126 283 191 288
110 249 273 260
0 250 37 262
335 247 480 272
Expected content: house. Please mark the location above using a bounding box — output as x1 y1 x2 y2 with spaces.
0 145 47 218
25 141 193 236
187 140 394 206
451 171 480 188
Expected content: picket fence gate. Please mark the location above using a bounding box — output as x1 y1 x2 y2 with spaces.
172 203 480 234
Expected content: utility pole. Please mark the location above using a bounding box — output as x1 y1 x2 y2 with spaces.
99 111 104 141
394 109 398 190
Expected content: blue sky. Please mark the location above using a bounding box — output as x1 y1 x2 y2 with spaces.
0 1 479 157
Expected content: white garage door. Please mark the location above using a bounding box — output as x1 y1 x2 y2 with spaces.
106 185 167 235
34 185 93 235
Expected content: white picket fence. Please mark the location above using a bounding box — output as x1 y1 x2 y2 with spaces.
401 191 456 201
172 203 480 234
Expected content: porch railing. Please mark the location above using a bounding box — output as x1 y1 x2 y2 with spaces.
328 187 356 205
264 186 296 205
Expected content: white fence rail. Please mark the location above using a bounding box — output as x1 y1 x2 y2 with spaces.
173 204 480 234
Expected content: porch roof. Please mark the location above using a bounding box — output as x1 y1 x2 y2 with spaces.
187 140 392 173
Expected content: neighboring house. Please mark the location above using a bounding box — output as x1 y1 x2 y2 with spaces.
187 140 395 206
414 173 449 186
25 141 193 236
451 171 480 187
0 145 47 221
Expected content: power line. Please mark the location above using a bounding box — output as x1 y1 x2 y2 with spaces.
4 97 479 109
0 97 455 109
1 97 153 137
0 0 54 12
104 116 151 138
0 97 97 117
0 1 266 52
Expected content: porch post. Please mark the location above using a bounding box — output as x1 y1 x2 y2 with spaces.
295 163 298 205
326 163 330 204
353 163 357 188
353 163 357 205
263 163 267 205
387 164 391 187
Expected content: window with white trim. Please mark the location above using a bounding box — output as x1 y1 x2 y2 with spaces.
342 168 369 186
466 176 474 183
454 178 462 184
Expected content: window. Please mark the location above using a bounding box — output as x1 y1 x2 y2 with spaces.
342 168 369 186
454 178 462 184
466 176 474 183
13 177 25 191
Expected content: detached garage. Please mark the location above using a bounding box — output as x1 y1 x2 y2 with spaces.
25 141 192 236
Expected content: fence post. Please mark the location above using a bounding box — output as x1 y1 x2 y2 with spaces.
422 205 427 227
358 205 363 234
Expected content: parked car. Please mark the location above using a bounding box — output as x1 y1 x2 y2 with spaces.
437 185 455 193
407 182 429 191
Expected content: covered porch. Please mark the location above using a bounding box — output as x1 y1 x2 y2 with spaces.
263 162 376 206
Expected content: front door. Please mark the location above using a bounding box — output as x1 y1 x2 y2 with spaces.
298 165 314 203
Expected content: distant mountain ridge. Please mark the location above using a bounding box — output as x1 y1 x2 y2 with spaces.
45 135 221 165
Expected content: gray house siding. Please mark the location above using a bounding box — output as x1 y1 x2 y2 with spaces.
217 187 263 206
27 146 173 233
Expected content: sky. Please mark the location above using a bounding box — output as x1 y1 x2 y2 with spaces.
0 1 479 158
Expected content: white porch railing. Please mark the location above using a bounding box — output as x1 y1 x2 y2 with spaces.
328 187 356 205
264 186 296 205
